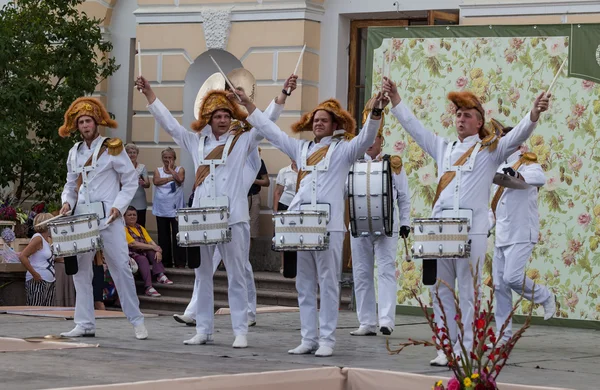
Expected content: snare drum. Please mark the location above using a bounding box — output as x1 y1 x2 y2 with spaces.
348 158 393 237
176 207 231 246
411 218 471 259
272 210 329 251
48 214 103 257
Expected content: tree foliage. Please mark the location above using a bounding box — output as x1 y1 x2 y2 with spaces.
0 0 119 204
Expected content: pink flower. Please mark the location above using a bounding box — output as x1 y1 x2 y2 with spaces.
578 213 592 227
504 49 517 64
395 269 400 280
569 239 583 253
553 269 560 277
562 251 576 267
510 37 525 50
568 155 583 172
393 39 404 51
573 103 586 117
567 116 579 131
447 377 461 390
441 113 454 128
456 76 468 89
582 80 596 90
420 172 436 186
424 40 440 57
566 290 579 309
393 140 406 154
546 37 566 57
546 176 559 191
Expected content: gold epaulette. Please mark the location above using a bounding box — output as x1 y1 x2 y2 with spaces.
521 152 538 164
481 133 499 152
390 155 403 174
105 138 123 156
229 119 252 134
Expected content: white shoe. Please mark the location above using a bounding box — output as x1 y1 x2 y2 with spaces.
173 314 196 326
288 343 318 355
134 324 148 340
183 333 213 345
60 326 95 338
248 320 257 327
429 352 449 367
232 335 248 348
315 345 334 357
380 326 393 335
543 294 557 320
350 326 377 336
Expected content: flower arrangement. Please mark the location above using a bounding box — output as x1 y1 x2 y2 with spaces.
1 228 16 244
387 264 535 390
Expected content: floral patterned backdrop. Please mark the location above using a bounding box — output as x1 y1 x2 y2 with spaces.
368 30 600 323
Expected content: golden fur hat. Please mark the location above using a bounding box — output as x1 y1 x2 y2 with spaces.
191 90 248 132
362 96 385 137
447 91 487 139
292 99 356 135
59 97 117 138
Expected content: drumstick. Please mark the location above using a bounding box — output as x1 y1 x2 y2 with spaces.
35 211 71 228
403 237 412 263
137 41 143 93
209 55 242 102
546 57 567 95
106 214 116 225
287 43 306 95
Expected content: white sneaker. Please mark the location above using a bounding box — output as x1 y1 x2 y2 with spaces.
173 314 196 326
232 335 248 348
288 343 318 355
134 324 148 340
60 326 95 338
183 333 213 345
350 326 377 336
429 352 449 367
248 320 257 327
315 345 334 357
380 326 393 335
543 294 557 320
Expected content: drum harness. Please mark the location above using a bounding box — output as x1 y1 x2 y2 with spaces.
71 137 109 225
196 134 235 208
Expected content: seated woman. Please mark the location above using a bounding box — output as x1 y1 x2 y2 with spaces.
124 206 173 297
17 213 56 306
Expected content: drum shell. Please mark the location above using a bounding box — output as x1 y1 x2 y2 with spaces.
411 218 471 259
48 214 103 257
176 207 231 246
348 158 393 237
272 211 329 251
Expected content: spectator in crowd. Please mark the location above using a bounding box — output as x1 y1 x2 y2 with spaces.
126 143 151 227
18 213 56 306
125 206 173 297
273 159 299 275
153 147 185 268
247 149 269 243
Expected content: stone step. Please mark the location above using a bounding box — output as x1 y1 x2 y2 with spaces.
137 294 229 313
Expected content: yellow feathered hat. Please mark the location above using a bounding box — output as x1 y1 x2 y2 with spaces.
292 99 356 137
58 97 117 138
447 91 489 139
191 90 249 132
362 96 385 137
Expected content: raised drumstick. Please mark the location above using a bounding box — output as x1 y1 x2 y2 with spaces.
209 55 242 102
287 44 306 95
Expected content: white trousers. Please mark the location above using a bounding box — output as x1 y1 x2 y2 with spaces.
194 222 250 336
431 234 487 357
297 232 344 348
73 218 144 329
351 234 398 329
183 241 257 322
493 242 551 339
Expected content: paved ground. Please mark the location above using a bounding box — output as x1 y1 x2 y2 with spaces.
0 311 597 390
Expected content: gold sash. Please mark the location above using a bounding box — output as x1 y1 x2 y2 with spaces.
296 145 331 192
490 152 537 217
193 131 244 190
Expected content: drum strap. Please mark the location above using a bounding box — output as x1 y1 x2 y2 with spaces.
490 153 536 217
193 131 243 190
296 146 329 192
75 137 109 194
432 141 490 209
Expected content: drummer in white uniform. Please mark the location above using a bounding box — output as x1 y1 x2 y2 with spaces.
58 97 147 340
489 121 556 344
383 77 550 366
350 98 411 337
172 75 298 328
232 87 387 357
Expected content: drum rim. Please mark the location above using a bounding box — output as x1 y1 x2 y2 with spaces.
177 207 228 213
48 214 99 225
412 218 469 223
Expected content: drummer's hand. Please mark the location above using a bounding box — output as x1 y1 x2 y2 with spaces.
284 74 298 94
530 92 551 122
59 203 71 215
382 77 401 107
107 208 121 223
399 226 411 239
502 167 523 180
228 87 256 114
